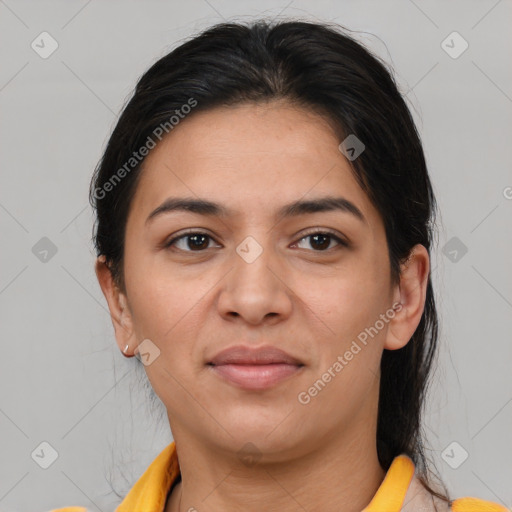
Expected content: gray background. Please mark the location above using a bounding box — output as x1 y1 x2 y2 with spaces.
1 1 511 511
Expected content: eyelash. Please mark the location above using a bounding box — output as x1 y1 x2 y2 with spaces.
163 228 349 253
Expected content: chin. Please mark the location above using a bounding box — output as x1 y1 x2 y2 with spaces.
215 411 306 453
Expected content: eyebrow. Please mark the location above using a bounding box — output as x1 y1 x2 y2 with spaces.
145 196 366 225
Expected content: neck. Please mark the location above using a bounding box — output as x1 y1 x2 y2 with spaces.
166 416 386 512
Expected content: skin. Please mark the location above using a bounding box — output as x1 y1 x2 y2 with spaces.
96 100 429 512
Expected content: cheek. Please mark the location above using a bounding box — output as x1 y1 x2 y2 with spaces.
124 256 215 372
124 246 186 336
298 267 388 416
303 255 391 349
125 268 206 410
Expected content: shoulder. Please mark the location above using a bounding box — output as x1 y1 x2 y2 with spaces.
47 508 89 512
46 498 511 512
450 497 510 511
47 442 180 512
404 471 509 512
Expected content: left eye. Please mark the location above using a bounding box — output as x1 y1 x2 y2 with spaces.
292 231 347 251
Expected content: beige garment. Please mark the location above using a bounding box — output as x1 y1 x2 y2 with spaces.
401 471 451 512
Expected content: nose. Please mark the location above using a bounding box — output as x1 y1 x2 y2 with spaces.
217 236 293 326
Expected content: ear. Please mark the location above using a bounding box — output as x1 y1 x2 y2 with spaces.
95 255 137 356
384 244 430 351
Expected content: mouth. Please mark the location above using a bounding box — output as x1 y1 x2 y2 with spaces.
207 345 305 391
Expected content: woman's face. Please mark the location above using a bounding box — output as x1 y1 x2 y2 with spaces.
100 101 423 461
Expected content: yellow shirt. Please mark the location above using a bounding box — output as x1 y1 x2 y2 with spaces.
51 441 509 512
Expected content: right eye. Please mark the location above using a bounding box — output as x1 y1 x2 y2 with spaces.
164 231 221 252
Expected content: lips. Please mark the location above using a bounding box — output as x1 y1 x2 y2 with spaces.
208 345 304 390
209 345 303 366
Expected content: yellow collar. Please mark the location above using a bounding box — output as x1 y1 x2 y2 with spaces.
51 442 509 511
115 442 416 512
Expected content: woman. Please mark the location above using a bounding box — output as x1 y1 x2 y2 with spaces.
52 19 508 512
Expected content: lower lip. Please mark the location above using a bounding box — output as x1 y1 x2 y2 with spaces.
210 363 303 390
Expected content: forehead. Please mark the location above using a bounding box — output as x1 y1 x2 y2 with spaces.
127 102 382 231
